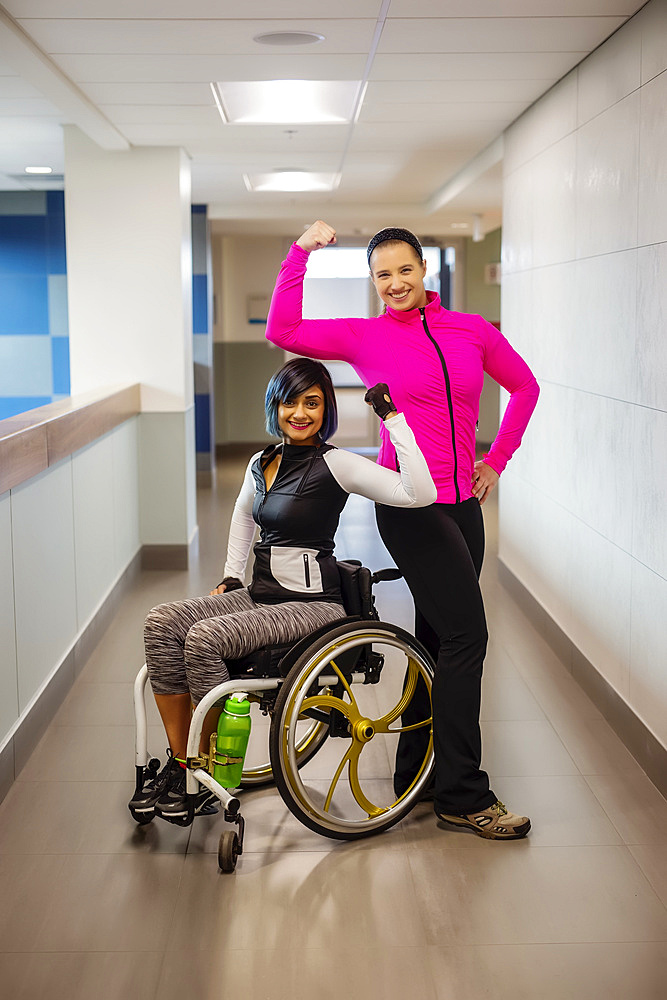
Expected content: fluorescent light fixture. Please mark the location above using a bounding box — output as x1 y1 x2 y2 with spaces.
25 166 52 174
213 80 361 124
244 170 340 192
451 222 469 229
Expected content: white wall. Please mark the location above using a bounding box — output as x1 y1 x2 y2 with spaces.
0 418 140 753
500 0 667 749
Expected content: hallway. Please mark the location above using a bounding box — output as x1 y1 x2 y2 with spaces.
0 453 666 999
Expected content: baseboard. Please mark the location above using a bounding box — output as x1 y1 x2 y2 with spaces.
499 560 667 800
141 528 199 571
0 551 142 806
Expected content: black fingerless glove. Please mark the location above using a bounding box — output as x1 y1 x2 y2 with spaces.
364 383 396 421
215 576 243 591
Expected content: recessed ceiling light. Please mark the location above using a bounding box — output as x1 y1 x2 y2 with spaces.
451 222 469 229
212 80 361 124
244 170 340 192
254 31 325 46
25 166 52 174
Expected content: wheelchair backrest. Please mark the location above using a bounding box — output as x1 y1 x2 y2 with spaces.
337 560 375 619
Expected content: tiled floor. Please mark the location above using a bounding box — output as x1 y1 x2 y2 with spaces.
1 453 666 1000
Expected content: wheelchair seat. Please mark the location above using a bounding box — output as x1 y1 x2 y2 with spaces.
225 560 377 680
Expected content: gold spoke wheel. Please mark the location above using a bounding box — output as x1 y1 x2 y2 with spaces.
269 621 435 840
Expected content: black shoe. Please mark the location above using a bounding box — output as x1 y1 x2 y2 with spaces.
128 751 180 817
154 767 218 822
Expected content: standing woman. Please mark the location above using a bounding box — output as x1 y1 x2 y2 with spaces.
265 221 540 839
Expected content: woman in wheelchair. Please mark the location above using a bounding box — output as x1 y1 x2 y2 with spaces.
129 358 436 823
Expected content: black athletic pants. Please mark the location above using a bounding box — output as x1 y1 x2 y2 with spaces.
376 498 496 814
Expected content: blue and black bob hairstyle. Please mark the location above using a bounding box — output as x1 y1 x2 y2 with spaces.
265 358 338 442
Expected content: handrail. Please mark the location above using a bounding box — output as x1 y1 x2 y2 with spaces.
0 383 141 494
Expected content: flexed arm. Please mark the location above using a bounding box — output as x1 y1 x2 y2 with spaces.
266 221 366 363
325 384 437 508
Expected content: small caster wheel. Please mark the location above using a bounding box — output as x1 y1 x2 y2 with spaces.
218 831 239 873
146 758 161 776
129 808 153 826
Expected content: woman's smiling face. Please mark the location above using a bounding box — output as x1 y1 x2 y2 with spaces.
369 241 428 312
278 384 325 446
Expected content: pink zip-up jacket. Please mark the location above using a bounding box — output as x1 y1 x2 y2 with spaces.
266 243 539 504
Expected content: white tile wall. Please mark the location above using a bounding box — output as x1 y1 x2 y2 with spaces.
72 434 117 628
531 134 577 268
1 418 142 750
0 492 19 742
503 71 577 177
571 250 638 401
112 417 140 572
500 0 667 752
630 560 667 746
639 0 667 84
501 163 534 275
11 460 77 712
568 519 632 699
638 69 667 247
575 91 640 259
139 411 190 545
631 406 667 581
635 243 667 411
576 15 641 127
529 262 578 385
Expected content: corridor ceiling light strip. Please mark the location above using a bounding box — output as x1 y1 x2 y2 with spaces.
212 80 359 124
244 170 340 192
25 165 52 174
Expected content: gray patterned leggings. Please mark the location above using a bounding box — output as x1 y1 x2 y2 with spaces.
144 588 347 704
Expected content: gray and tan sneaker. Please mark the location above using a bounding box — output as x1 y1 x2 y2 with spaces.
436 799 530 840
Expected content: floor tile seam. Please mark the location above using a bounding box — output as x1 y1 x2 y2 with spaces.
0 948 165 955
580 773 667 847
627 845 667 912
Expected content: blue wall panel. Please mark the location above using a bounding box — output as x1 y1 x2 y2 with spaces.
192 273 208 334
0 396 51 421
194 394 211 452
0 216 48 275
51 336 70 395
0 191 69 420
0 275 49 335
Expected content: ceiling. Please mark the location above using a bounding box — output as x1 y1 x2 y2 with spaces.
0 1 645 238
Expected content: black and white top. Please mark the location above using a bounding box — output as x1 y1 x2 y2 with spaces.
223 413 437 605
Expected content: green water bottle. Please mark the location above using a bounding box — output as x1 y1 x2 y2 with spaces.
213 693 251 788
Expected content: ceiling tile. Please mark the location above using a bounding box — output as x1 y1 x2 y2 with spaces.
19 18 377 55
8 1 381 16
359 102 527 123
379 16 626 53
98 105 221 125
370 51 588 80
364 79 552 104
79 82 215 105
50 52 368 83
388 1 643 13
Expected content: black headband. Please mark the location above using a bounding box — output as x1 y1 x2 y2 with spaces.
367 227 423 265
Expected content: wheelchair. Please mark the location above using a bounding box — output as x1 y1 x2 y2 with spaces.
131 561 435 872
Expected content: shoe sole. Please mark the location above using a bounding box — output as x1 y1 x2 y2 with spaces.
437 813 531 840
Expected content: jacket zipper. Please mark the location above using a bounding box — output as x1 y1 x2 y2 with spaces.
419 307 460 503
303 553 311 588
